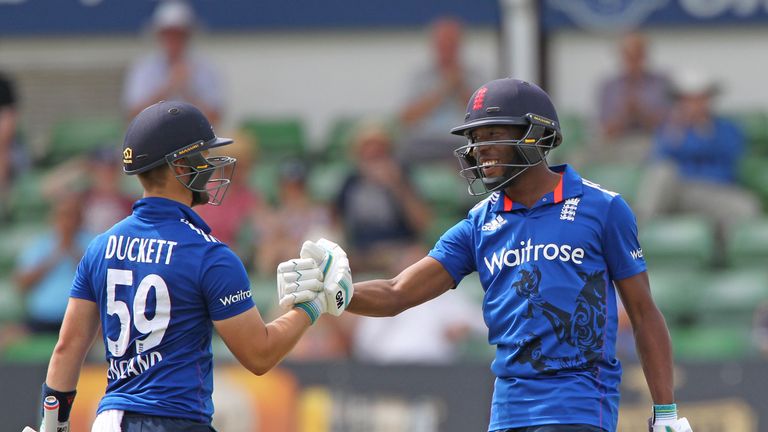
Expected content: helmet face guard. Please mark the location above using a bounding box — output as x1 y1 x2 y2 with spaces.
166 141 236 206
454 113 560 196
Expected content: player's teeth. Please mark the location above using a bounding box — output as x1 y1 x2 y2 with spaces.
482 160 498 166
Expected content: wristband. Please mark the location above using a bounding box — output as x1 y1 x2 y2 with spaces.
41 383 77 423
653 403 678 423
295 302 320 324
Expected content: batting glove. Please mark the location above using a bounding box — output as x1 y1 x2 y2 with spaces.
276 257 325 323
648 404 692 432
301 238 353 317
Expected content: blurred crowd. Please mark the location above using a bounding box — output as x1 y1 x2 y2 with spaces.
1 0 767 365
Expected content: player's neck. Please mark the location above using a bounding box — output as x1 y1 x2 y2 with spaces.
142 187 194 208
502 165 561 208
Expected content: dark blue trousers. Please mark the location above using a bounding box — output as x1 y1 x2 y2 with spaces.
498 425 608 432
121 412 216 432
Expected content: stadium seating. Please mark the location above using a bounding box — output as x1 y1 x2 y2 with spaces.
671 324 753 361
580 162 645 205
8 169 49 223
44 116 124 166
2 333 58 363
411 162 472 215
0 277 22 324
648 268 707 327
308 161 350 203
739 156 768 208
724 110 768 155
697 269 768 325
321 116 361 161
0 222 45 274
725 218 768 268
639 216 715 269
240 117 306 160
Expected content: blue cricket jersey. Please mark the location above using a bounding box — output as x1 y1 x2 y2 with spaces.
70 197 255 423
429 165 646 432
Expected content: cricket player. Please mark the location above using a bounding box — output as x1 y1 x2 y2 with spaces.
34 101 347 432
278 78 692 432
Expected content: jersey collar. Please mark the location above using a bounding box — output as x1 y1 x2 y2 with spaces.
497 164 584 212
133 197 213 234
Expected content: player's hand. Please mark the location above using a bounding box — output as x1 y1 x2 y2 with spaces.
649 417 692 432
276 257 325 316
301 238 353 316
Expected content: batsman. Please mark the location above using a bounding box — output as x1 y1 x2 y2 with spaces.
27 101 343 432
279 78 693 432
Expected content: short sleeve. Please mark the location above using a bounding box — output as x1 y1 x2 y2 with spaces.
601 196 646 281
70 254 96 302
202 245 255 321
428 218 476 286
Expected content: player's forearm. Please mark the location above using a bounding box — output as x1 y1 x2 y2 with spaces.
347 279 405 317
248 309 311 375
46 330 96 391
633 307 675 404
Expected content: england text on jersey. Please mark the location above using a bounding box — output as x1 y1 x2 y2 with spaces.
104 235 178 265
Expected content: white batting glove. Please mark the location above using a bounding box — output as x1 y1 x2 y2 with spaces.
276 257 325 322
299 238 353 316
649 417 692 432
648 404 692 432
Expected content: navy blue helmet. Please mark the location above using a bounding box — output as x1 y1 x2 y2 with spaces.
450 78 562 195
122 101 236 206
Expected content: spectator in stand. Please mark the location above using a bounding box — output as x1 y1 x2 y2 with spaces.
82 146 136 233
398 17 484 163
636 69 760 258
122 0 224 125
196 130 264 268
335 121 431 274
595 32 671 163
352 287 486 364
753 301 768 358
13 195 92 333
0 71 28 220
255 158 338 276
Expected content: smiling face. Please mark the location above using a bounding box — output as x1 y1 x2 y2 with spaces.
467 125 527 178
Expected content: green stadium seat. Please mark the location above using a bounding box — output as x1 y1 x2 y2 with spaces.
648 269 709 327
739 156 768 209
2 333 59 363
8 170 49 223
412 162 471 215
640 216 715 269
248 162 281 205
307 162 350 203
549 112 589 166
670 323 753 361
725 218 768 268
724 110 768 155
558 112 588 148
249 276 279 316
424 213 461 247
0 276 22 324
580 163 645 205
697 269 768 325
0 222 46 274
45 116 124 166
240 117 306 160
321 116 361 161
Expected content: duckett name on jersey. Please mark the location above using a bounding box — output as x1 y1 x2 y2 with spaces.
104 235 178 265
484 238 585 275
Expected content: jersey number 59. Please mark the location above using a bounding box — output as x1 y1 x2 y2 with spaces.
106 268 171 357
